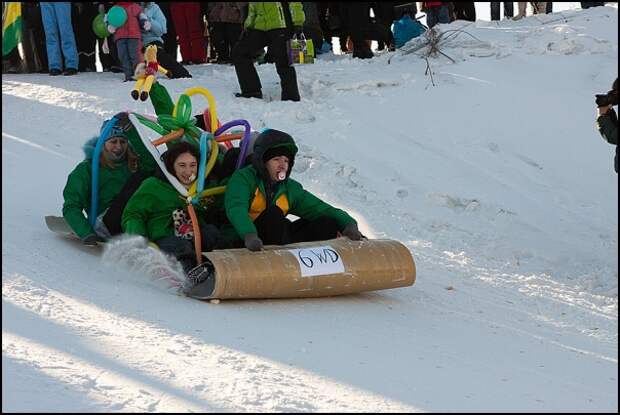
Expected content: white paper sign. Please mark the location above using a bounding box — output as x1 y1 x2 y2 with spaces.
288 245 345 277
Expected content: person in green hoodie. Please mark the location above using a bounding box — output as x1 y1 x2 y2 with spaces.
225 129 363 251
122 142 226 273
62 114 154 245
232 2 305 102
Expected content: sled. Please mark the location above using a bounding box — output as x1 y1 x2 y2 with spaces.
45 216 104 247
184 238 416 300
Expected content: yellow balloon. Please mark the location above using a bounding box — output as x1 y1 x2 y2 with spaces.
184 87 218 134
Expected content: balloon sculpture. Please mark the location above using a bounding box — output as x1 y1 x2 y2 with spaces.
88 86 253 265
131 45 170 101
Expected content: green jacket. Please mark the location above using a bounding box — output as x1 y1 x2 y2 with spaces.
122 176 217 242
62 159 133 239
225 166 356 238
244 2 305 31
62 124 156 239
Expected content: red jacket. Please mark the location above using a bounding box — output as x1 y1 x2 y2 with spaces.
113 2 143 40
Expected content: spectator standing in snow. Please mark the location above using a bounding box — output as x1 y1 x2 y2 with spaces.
206 2 247 64
490 2 514 20
170 2 207 65
72 3 98 72
107 2 148 81
581 2 605 8
40 2 79 75
232 2 305 101
422 2 450 28
453 2 476 22
513 2 548 20
139 2 192 78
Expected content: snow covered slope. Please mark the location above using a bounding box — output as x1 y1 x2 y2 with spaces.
3 4 617 412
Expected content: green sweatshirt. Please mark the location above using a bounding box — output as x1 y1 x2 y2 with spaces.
122 176 216 242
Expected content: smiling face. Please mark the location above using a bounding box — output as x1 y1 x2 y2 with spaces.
265 155 289 182
173 152 198 188
103 136 128 161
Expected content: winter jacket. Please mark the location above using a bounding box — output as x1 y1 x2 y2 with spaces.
122 176 215 241
207 2 247 24
244 2 305 31
62 118 157 239
63 144 133 239
140 2 167 46
113 2 143 41
597 110 618 172
225 131 356 239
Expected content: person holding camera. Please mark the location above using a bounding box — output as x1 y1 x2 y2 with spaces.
596 78 618 173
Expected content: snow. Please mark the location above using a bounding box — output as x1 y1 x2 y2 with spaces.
2 3 618 412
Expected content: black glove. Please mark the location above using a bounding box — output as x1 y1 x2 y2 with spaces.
244 233 263 251
342 223 363 241
81 233 105 246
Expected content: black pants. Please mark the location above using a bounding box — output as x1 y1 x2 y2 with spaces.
232 28 300 101
72 3 98 72
341 3 373 56
254 206 340 246
156 224 220 273
490 2 514 20
102 172 149 235
158 2 179 58
145 42 191 78
372 2 396 49
453 2 476 21
210 22 243 62
21 3 48 73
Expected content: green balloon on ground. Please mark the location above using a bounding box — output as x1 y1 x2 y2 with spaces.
107 5 127 28
92 13 110 38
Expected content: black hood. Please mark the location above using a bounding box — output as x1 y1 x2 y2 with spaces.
252 129 299 180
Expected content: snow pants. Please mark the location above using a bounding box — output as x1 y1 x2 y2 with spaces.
254 205 341 246
232 28 300 101
170 2 206 64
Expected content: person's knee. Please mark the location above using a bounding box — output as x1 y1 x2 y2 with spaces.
200 224 220 251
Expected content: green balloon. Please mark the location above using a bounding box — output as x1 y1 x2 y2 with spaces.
157 114 181 131
175 95 193 124
92 13 110 38
107 5 127 28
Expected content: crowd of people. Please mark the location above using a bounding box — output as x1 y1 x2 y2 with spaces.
2 2 612 101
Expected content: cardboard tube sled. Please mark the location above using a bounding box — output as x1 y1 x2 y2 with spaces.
185 238 416 300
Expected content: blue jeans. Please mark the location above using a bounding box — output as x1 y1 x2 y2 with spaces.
116 38 140 80
40 2 78 71
426 5 450 29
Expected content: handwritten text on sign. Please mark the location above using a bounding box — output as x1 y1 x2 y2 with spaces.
288 245 345 277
